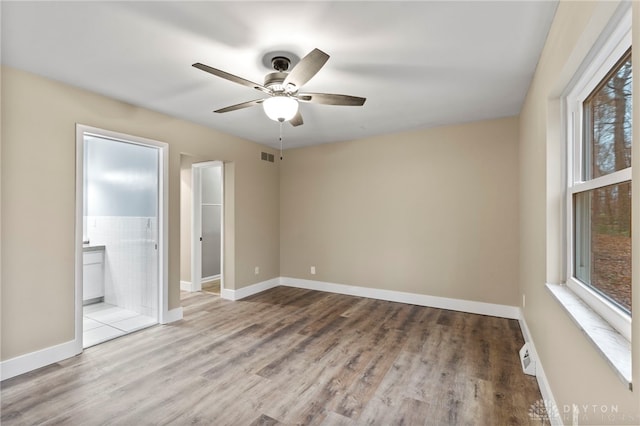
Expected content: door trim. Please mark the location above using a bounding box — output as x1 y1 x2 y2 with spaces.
191 161 224 293
74 124 169 353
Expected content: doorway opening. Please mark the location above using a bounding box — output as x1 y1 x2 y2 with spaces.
191 161 224 294
75 125 168 349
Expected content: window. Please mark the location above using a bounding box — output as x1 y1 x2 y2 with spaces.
566 21 632 341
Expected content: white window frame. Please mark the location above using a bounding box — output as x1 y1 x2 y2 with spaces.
565 9 632 342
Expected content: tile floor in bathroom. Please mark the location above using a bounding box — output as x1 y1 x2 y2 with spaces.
83 303 157 348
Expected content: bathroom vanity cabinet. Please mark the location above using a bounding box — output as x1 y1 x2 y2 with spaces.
83 246 105 303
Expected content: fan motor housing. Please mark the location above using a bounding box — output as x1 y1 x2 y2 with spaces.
261 50 300 72
271 56 290 72
264 72 288 92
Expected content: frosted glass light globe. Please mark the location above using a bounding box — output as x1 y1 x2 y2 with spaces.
263 96 298 122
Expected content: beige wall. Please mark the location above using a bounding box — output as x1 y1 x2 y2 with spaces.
519 1 639 423
280 117 520 306
0 67 280 360
3 4 639 420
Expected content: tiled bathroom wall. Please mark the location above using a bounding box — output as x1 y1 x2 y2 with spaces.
87 216 158 317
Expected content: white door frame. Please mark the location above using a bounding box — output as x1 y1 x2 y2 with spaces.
74 124 169 353
191 161 224 293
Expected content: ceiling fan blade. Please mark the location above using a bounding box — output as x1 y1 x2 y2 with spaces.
283 48 329 89
193 63 271 95
289 111 304 127
214 98 265 113
297 93 366 106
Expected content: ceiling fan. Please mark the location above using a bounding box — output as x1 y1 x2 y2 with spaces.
193 48 366 127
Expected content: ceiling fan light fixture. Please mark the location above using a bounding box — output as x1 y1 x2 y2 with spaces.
263 96 298 122
194 47 365 128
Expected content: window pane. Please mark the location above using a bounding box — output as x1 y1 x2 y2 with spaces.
574 182 632 313
583 50 632 180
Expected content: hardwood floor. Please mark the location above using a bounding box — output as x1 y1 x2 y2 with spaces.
1 287 546 425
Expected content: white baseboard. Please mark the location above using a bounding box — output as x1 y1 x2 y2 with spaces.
220 277 280 301
222 277 520 321
181 277 219 293
0 277 528 385
202 275 220 283
2 305 183 381
161 307 183 324
518 310 562 426
280 277 520 319
0 339 80 381
276 278 558 420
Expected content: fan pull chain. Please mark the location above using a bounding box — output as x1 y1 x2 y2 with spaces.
279 120 284 160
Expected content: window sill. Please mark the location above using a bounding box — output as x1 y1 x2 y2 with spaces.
546 283 632 390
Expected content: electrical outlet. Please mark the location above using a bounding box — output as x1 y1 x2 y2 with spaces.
310 266 316 275
255 266 260 275
522 294 526 308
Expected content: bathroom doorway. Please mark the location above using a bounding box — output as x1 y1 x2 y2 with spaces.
75 125 168 349
191 162 224 294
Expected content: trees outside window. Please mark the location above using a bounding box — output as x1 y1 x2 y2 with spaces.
573 49 632 316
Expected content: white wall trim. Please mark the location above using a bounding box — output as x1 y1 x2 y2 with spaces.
0 339 79 381
180 280 194 292
3 306 183 380
160 307 183 324
518 310 563 426
220 277 280 301
222 277 521 321
202 274 221 283
280 277 520 319
75 124 170 340
1 276 534 385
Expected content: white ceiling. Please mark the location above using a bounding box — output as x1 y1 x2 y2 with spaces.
1 1 558 150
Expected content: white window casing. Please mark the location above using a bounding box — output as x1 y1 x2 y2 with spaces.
564 8 632 342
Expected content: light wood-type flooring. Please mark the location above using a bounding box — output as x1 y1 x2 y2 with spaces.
1 287 547 425
202 279 221 295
